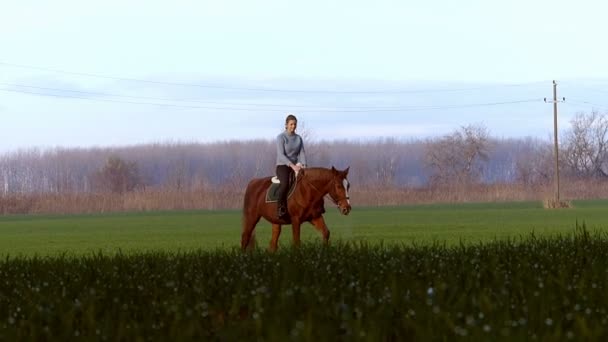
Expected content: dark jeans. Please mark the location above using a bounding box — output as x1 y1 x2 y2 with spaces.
276 165 294 210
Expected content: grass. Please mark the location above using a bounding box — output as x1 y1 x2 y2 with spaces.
1 231 608 340
2 200 608 256
2 200 608 340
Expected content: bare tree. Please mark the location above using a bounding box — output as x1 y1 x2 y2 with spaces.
513 138 553 185
425 124 491 186
94 156 141 193
248 140 275 177
167 158 188 191
562 110 608 178
373 138 400 186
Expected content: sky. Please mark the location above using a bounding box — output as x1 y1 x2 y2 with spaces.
2 0 608 153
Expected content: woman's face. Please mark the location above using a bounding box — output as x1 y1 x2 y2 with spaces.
286 120 297 134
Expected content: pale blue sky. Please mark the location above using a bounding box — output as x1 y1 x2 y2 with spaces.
2 0 608 152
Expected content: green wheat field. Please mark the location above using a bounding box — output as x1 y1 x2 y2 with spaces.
2 200 608 256
2 200 608 340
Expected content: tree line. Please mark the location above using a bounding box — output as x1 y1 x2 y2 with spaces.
1 111 607 196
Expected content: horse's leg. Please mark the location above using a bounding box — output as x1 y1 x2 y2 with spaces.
310 216 331 245
269 224 282 252
241 215 261 251
291 219 302 248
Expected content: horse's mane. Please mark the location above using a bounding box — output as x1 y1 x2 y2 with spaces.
301 167 332 179
302 167 328 173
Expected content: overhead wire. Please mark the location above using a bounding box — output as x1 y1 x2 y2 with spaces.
0 88 287 111
0 61 554 113
565 99 608 111
0 82 542 111
0 87 541 112
0 61 548 94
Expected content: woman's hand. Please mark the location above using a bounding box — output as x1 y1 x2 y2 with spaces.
291 163 303 172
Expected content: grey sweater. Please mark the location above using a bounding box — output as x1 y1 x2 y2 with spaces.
276 131 306 166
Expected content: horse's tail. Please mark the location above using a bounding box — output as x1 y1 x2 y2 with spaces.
241 179 258 251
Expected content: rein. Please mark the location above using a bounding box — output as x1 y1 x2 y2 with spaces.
298 173 348 207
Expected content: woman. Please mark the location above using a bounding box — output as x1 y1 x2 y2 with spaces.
276 114 307 219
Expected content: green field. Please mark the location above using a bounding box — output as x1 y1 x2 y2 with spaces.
2 200 608 256
2 200 608 340
2 231 608 340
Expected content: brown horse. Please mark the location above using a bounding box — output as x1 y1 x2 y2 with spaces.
241 166 351 251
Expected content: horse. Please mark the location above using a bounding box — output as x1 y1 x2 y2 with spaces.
241 166 351 251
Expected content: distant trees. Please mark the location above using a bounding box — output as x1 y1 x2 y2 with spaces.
562 110 608 178
424 124 491 186
373 139 401 186
513 138 553 185
94 156 141 193
0 148 100 194
6 115 608 213
5 124 594 195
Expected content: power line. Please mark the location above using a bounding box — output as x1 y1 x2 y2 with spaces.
560 83 608 96
0 61 548 94
566 99 608 111
0 82 474 109
550 82 608 109
0 82 320 108
0 88 286 111
561 79 608 87
0 82 541 110
0 87 541 112
299 99 541 112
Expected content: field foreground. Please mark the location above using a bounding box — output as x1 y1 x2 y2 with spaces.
3 200 608 256
1 229 608 341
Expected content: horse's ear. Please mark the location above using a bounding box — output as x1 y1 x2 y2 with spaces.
344 166 350 175
331 166 337 173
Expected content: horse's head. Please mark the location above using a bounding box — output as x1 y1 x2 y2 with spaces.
329 166 351 215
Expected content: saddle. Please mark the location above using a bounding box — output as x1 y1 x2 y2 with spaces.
265 173 297 203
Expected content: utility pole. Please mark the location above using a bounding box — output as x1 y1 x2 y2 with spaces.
544 80 565 205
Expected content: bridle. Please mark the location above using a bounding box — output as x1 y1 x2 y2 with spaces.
299 173 349 207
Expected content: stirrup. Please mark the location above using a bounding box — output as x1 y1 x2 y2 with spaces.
277 206 288 219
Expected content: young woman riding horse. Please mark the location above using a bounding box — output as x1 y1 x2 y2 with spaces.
241 166 351 252
275 114 306 220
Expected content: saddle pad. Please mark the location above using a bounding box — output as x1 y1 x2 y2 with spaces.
265 181 296 203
